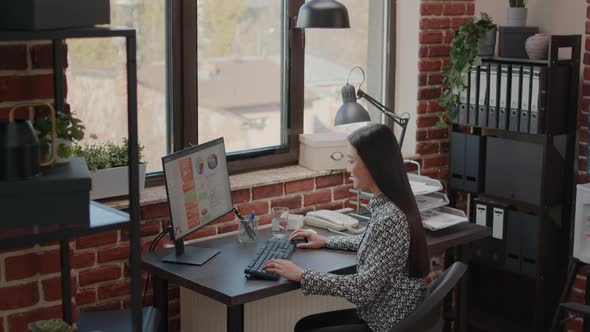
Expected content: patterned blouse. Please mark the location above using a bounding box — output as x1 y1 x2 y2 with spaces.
300 193 427 332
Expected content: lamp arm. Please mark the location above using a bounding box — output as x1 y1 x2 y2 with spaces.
357 89 409 148
357 89 409 127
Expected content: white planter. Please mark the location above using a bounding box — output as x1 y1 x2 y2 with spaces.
506 7 527 27
90 164 147 199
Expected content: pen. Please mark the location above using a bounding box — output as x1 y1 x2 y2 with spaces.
233 208 256 240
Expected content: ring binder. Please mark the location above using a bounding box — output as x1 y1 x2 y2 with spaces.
519 66 532 133
488 63 499 129
498 64 510 130
468 66 478 126
478 63 489 127
508 64 522 132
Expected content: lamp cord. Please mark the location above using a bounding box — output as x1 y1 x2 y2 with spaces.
346 66 366 95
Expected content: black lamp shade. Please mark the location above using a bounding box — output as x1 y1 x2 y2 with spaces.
296 0 350 29
335 84 370 125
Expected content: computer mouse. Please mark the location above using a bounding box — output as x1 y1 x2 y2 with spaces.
290 237 308 245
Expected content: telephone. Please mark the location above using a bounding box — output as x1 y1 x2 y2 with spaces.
304 210 362 233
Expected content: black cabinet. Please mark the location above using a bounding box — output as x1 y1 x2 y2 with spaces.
449 34 581 332
484 136 565 205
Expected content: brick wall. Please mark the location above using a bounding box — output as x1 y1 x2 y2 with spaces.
416 0 474 205
0 42 66 119
564 2 590 331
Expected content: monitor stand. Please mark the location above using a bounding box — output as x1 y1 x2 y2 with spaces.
162 238 221 266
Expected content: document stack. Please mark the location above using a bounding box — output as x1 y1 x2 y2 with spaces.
349 164 467 231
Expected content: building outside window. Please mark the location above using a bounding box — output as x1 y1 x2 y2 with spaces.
66 0 400 175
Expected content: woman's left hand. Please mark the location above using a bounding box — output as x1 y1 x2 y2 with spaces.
264 259 304 282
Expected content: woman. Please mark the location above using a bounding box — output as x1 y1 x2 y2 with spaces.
264 124 430 332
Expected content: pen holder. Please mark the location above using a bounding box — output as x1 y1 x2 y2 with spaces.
238 217 258 243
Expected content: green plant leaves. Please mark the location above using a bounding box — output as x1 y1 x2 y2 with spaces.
437 12 497 125
73 138 146 171
34 112 86 157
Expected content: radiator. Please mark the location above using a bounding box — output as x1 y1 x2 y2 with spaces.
181 287 354 332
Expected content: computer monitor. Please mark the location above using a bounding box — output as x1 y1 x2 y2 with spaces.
161 137 233 265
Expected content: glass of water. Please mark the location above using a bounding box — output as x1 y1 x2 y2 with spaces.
271 207 289 239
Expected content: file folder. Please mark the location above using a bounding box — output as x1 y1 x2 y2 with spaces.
449 132 465 190
477 63 489 127
458 73 469 124
464 134 485 193
498 64 510 130
505 210 521 272
519 65 532 133
530 66 546 134
489 203 507 265
471 198 491 261
508 64 522 132
520 213 539 275
487 63 499 129
491 206 505 240
475 201 487 227
468 66 478 126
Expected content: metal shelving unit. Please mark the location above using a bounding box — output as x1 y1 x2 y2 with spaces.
0 27 145 332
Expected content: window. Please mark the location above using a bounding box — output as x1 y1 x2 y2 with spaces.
67 0 397 177
197 0 284 154
304 0 391 134
67 0 167 173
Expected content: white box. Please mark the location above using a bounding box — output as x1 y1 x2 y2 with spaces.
299 133 348 171
574 183 590 264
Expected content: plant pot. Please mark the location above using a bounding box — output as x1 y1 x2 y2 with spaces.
55 138 74 164
506 7 527 27
478 29 497 56
90 163 146 199
525 33 549 60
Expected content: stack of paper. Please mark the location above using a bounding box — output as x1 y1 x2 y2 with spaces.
416 192 449 212
421 207 468 231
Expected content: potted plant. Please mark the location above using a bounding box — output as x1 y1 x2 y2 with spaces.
35 112 85 163
507 0 527 27
73 138 147 199
437 13 498 126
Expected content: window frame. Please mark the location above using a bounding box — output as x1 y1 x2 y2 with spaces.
148 0 396 186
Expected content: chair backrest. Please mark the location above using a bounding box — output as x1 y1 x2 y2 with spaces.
389 262 468 332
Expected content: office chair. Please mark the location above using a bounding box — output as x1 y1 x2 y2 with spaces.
389 262 468 332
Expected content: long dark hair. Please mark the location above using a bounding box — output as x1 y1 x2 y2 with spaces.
348 124 430 278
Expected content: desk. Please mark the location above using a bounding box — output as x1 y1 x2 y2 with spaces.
142 222 490 332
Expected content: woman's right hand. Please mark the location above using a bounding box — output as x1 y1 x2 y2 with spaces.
288 229 327 249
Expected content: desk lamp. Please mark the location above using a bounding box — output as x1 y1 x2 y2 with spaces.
336 66 410 148
296 0 350 28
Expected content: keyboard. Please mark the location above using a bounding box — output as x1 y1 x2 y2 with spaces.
244 238 295 280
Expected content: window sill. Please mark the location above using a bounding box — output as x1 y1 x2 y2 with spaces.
101 165 346 210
